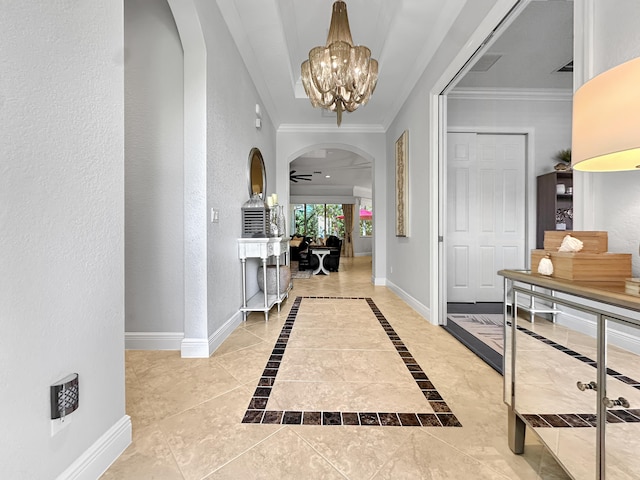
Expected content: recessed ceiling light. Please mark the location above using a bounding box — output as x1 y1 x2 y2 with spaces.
325 175 331 178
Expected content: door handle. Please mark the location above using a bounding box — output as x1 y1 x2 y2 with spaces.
576 381 597 391
603 396 630 409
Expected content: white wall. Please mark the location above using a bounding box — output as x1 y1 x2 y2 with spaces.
448 95 572 177
386 97 431 306
354 236 373 256
585 0 640 276
386 0 511 319
125 0 185 337
195 0 278 342
0 1 129 478
124 0 277 354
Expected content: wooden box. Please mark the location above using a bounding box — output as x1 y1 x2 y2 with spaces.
543 231 608 253
625 278 640 295
531 250 631 282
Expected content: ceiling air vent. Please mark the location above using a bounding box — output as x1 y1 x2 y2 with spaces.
470 53 502 72
556 60 573 73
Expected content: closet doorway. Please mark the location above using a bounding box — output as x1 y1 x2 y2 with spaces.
436 0 573 372
446 132 526 305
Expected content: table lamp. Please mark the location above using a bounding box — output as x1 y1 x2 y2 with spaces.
572 56 640 171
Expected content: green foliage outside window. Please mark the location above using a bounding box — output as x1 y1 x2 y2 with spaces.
293 204 344 240
361 219 373 236
360 201 373 237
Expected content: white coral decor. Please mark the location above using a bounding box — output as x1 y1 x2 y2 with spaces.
558 235 583 253
538 254 554 276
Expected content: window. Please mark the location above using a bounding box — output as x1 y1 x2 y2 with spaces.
359 201 373 237
293 204 344 240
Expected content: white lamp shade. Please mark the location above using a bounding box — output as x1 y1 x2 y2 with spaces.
572 56 640 171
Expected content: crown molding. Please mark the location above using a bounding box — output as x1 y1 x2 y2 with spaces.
449 87 573 102
277 123 386 134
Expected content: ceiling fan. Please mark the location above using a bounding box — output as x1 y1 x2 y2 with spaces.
289 170 312 183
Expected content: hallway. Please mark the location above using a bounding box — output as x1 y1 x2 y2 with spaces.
103 257 568 479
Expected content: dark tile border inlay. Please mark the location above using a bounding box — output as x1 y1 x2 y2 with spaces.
512 321 640 389
520 410 640 428
510 320 640 427
241 296 462 427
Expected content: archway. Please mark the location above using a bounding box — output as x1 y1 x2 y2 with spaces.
165 0 209 357
289 146 372 261
285 143 377 272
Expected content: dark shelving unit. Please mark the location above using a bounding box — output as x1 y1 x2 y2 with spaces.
536 171 573 249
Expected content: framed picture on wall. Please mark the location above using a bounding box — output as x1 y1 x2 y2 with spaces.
395 130 409 237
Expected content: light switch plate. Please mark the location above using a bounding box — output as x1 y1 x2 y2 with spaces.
211 208 220 223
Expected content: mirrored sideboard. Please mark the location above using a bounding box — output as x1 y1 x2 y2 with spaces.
499 270 640 479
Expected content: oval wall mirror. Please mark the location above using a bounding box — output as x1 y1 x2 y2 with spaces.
248 148 267 200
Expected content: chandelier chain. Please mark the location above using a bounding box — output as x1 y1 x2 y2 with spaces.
301 1 378 126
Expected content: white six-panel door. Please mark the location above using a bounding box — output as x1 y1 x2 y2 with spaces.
447 132 526 303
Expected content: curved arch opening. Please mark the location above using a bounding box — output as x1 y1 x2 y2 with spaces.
288 144 374 268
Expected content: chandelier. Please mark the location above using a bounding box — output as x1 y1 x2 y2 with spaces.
301 1 378 126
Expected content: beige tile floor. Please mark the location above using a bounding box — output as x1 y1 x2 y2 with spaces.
102 257 570 479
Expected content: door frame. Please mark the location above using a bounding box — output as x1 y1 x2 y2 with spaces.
427 0 527 326
444 127 534 306
430 1 594 325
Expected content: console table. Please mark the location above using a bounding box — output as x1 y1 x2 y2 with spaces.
499 269 640 479
238 237 290 321
309 247 331 275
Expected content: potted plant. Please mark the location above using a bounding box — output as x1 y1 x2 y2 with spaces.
553 148 572 171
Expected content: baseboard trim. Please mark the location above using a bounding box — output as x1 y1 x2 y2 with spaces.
559 312 640 355
556 312 597 339
181 311 244 358
208 311 244 355
181 337 210 358
57 415 131 480
386 280 433 324
608 326 640 355
125 332 183 350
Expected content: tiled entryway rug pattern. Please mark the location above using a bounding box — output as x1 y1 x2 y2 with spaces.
242 296 462 427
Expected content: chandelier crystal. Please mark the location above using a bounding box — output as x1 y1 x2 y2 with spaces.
301 1 378 126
